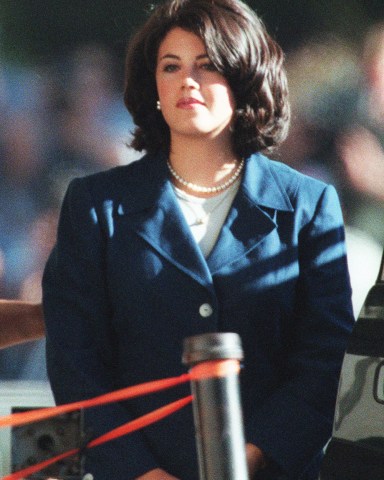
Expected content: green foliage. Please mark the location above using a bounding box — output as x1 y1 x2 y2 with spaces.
0 0 147 63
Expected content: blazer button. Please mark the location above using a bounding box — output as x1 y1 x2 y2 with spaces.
199 303 213 318
82 474 94 480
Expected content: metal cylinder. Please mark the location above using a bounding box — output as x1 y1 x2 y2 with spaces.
182 332 249 480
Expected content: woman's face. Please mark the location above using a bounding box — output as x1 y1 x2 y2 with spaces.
156 27 236 143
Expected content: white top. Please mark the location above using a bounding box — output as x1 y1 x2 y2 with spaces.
173 178 241 258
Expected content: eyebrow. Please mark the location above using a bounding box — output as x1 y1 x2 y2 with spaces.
159 53 209 61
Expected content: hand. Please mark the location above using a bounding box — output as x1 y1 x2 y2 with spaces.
0 300 45 348
246 443 266 479
135 468 180 479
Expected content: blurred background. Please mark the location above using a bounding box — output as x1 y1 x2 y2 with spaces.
0 0 383 380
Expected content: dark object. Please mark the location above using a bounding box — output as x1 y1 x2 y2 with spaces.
320 250 384 480
183 332 249 480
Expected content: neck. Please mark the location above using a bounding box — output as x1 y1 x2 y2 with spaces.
169 135 239 187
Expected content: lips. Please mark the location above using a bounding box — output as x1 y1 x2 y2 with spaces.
176 97 205 108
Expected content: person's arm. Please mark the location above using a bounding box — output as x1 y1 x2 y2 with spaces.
0 300 44 348
43 178 160 480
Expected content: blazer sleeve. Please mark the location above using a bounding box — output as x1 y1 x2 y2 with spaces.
245 184 354 478
43 177 158 480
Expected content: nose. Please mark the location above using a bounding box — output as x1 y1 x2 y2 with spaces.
181 71 199 90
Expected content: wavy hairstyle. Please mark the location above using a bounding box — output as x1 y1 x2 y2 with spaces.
124 0 290 157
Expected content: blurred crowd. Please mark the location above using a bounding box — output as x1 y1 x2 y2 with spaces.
0 44 139 379
279 22 384 316
0 22 383 380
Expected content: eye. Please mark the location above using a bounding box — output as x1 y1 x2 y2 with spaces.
200 62 217 72
163 63 180 73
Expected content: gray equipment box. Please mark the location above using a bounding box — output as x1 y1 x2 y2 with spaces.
11 408 83 480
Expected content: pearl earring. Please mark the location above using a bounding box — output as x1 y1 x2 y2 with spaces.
156 100 161 111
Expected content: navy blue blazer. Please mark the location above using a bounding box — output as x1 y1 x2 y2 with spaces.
43 153 354 480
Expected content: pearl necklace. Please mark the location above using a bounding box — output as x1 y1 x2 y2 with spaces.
167 158 244 194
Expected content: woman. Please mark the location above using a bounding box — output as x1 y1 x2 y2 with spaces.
43 1 354 479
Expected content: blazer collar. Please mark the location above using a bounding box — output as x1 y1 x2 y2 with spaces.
241 153 294 212
206 154 294 273
117 153 294 282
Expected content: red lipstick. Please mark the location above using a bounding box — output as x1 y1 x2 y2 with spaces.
176 97 204 108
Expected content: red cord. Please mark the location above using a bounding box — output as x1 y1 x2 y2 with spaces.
0 373 191 428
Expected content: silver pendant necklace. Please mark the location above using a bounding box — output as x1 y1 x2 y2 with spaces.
167 158 244 194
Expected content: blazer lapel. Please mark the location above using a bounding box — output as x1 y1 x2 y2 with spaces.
207 154 294 274
117 156 213 289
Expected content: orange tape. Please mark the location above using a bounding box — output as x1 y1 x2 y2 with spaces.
0 362 239 429
189 359 240 380
88 395 193 448
0 373 192 429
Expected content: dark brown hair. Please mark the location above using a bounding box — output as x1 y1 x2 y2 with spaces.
124 0 290 157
